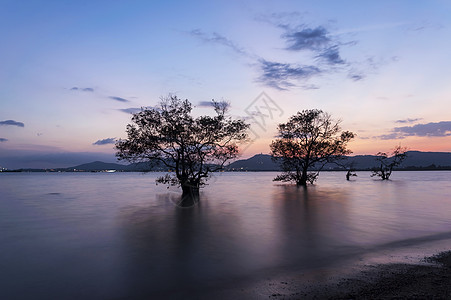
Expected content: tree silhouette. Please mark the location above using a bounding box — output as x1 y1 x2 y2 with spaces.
116 95 249 206
371 145 407 180
270 109 355 186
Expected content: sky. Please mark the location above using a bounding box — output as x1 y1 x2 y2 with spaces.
1 0 451 169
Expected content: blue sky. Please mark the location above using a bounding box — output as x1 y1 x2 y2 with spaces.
1 0 451 168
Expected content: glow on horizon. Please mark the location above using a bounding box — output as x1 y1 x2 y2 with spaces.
1 1 451 168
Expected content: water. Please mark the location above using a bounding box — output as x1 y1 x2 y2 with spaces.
1 171 451 298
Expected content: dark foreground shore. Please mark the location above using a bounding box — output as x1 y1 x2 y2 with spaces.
266 251 451 299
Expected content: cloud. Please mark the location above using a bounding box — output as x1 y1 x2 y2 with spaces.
348 73 365 81
0 138 7 142
198 101 215 107
118 107 142 114
283 26 330 51
316 46 345 65
190 29 251 58
395 118 422 124
93 138 116 145
394 121 451 137
377 133 405 140
301 84 320 90
190 18 366 90
0 120 25 127
258 59 321 90
378 121 451 140
281 25 345 65
109 96 130 103
190 29 324 90
70 87 94 92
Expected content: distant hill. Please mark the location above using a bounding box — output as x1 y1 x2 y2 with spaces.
401 151 451 168
226 151 451 171
226 154 279 171
65 161 129 171
65 161 164 172
12 151 451 172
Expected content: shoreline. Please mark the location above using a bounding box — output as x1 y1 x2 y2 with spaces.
297 250 451 299
264 249 451 299
200 239 451 299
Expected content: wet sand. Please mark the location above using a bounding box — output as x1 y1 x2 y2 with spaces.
201 244 451 300
117 245 451 299
293 251 451 299
256 251 451 300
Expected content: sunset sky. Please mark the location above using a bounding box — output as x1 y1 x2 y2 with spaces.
1 1 451 168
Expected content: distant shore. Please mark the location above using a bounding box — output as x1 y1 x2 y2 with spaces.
3 167 451 173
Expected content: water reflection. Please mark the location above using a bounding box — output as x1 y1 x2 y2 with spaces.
118 185 361 297
271 186 365 270
119 194 253 297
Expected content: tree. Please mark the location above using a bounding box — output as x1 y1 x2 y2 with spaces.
371 145 407 180
116 95 249 206
270 109 355 186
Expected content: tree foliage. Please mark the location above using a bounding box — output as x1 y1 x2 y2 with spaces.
371 145 407 180
270 109 355 186
115 96 249 204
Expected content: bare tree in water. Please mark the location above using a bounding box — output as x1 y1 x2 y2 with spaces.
270 109 355 187
371 145 407 180
116 95 249 206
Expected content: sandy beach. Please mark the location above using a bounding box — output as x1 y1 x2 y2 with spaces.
293 251 451 299
254 251 451 300
199 241 451 300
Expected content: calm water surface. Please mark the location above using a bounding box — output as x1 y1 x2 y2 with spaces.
1 171 451 298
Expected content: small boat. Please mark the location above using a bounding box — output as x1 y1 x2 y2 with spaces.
105 170 116 173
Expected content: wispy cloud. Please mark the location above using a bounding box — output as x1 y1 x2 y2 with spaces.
378 121 451 140
395 121 451 137
197 101 215 107
316 46 345 65
190 27 328 90
283 26 330 51
109 96 130 103
395 118 422 124
348 73 365 81
0 138 7 142
70 87 95 92
197 100 230 110
118 107 142 114
377 133 404 140
301 84 320 90
93 138 116 145
258 59 320 90
279 23 347 67
0 120 25 127
190 29 251 58
190 14 389 91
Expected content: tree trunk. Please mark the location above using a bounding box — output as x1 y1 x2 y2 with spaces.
297 168 308 187
180 183 200 207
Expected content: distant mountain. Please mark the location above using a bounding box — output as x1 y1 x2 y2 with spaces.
65 160 164 172
401 151 451 168
226 151 451 171
66 161 128 171
12 151 451 172
226 154 279 171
